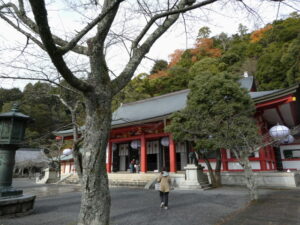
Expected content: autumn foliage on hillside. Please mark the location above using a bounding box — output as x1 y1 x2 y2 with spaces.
148 70 169 79
191 38 222 60
250 24 272 43
149 38 221 79
168 49 184 67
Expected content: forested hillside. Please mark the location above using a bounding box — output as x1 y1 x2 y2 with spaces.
115 12 300 104
1 12 299 144
0 82 82 146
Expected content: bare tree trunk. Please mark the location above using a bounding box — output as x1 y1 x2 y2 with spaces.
77 95 112 225
203 155 217 187
240 153 258 201
71 109 83 179
58 160 61 180
214 149 222 187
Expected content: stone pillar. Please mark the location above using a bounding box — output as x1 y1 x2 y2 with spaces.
179 164 210 190
0 148 18 193
140 135 147 173
169 135 177 173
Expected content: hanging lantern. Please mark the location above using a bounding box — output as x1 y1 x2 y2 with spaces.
112 143 117 151
161 137 169 147
130 140 141 149
281 135 295 144
63 148 72 156
269 124 290 139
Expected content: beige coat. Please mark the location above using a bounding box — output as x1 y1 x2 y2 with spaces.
157 174 171 192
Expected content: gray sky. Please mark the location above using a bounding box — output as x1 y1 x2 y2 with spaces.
0 0 298 90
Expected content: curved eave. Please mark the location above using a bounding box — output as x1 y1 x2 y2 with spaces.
253 85 298 105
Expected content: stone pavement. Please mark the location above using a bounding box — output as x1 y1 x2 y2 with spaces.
218 189 300 225
0 179 300 225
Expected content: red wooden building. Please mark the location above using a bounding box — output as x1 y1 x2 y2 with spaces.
56 76 300 175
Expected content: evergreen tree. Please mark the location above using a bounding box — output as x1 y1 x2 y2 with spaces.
166 71 261 199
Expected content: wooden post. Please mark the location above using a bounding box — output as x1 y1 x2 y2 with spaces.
221 149 228 171
106 142 112 173
259 147 267 171
169 135 177 173
141 135 147 173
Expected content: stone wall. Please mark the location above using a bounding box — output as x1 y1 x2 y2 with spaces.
221 171 300 188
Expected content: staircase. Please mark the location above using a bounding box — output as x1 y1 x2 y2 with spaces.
197 172 211 190
58 172 158 187
108 173 158 187
59 174 80 184
58 171 211 189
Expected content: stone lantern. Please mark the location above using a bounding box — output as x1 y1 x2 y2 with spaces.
0 105 35 216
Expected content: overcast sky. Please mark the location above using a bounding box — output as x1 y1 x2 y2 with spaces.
0 0 298 90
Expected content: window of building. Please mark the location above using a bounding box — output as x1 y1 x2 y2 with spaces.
283 149 300 159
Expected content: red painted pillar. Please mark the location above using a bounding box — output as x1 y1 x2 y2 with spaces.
221 149 228 171
270 145 277 170
106 142 112 173
259 147 267 171
141 135 147 173
169 135 177 173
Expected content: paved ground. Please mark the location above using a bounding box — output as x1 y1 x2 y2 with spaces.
1 179 300 225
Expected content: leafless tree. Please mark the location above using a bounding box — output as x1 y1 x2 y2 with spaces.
0 0 297 224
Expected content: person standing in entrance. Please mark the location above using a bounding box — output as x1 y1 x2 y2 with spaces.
130 159 135 173
157 167 171 210
135 160 140 173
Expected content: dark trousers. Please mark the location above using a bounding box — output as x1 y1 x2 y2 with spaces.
159 191 169 207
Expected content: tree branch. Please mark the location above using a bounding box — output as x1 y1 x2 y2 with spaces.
0 13 46 50
0 1 88 55
60 0 124 55
26 0 92 93
131 0 218 50
111 0 218 94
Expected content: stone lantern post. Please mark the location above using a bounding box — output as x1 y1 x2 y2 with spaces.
0 105 35 216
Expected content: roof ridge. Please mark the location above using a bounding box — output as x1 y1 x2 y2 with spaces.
121 89 190 107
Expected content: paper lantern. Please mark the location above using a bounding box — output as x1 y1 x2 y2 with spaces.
161 137 169 147
130 140 141 149
281 135 294 144
269 124 290 138
63 148 72 156
112 143 117 151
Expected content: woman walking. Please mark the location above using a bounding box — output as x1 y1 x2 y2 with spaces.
157 167 171 210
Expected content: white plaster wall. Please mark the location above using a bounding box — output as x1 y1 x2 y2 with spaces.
201 162 223 170
106 145 108 163
228 161 260 170
180 152 187 170
66 163 71 174
221 172 300 187
282 161 300 170
119 155 126 171
228 162 242 170
226 149 231 159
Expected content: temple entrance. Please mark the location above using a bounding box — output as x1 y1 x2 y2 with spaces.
160 146 170 171
146 140 160 171
112 142 141 172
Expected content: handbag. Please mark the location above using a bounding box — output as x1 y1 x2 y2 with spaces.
155 182 160 190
